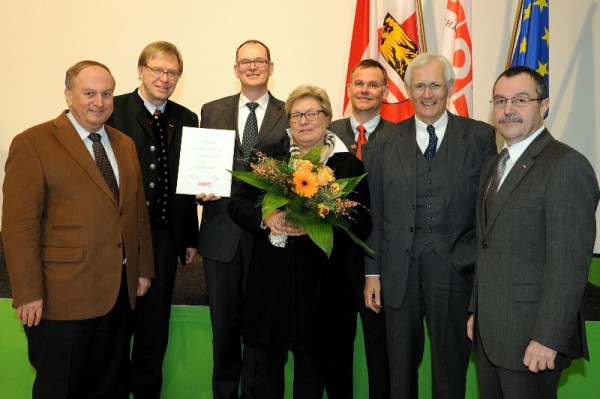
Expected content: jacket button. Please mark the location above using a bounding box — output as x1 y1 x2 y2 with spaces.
482 242 488 249
150 164 156 170
409 227 414 232
149 182 155 188
146 201 151 206
150 146 156 152
405 250 410 256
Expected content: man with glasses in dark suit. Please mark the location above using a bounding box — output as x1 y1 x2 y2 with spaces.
107 41 199 399
196 39 288 398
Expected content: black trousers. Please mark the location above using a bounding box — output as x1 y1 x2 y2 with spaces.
204 247 248 399
475 322 562 399
119 228 178 399
25 268 129 399
323 262 390 399
241 342 324 399
385 246 473 399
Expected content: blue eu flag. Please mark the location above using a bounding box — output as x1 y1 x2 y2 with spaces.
511 0 549 113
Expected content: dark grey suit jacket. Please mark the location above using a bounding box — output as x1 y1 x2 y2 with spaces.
197 92 288 262
470 129 599 371
365 112 496 308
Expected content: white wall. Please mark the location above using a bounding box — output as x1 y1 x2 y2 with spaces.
2 0 599 249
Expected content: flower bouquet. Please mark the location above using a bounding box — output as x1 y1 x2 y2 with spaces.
230 146 373 258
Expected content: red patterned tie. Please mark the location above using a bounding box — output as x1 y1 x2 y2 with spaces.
356 125 367 160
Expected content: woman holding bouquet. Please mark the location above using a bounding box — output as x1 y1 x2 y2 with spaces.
229 85 372 398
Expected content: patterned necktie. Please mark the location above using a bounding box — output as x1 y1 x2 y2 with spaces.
424 125 438 161
485 148 510 221
88 132 119 202
356 125 367 160
241 102 259 158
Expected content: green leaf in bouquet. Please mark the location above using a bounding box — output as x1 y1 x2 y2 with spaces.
229 170 270 191
303 217 334 258
336 172 368 193
261 192 290 220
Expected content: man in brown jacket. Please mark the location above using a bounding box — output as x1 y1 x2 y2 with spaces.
2 60 154 398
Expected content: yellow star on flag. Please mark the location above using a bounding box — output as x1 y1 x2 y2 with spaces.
534 0 549 13
519 37 528 54
537 61 549 77
524 2 532 20
541 27 549 47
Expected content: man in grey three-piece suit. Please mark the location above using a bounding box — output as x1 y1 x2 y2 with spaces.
196 39 288 398
329 59 394 399
365 53 496 399
467 66 599 398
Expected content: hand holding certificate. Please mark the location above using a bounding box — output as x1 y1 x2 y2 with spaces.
176 127 236 197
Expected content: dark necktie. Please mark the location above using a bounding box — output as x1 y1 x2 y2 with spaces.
356 125 367 160
88 132 119 202
424 125 438 161
485 148 510 221
241 102 259 158
153 109 161 118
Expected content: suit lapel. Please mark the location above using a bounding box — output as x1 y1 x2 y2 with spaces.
395 119 417 203
444 114 468 207
223 94 241 150
483 130 552 236
53 113 118 205
256 92 284 146
107 127 127 206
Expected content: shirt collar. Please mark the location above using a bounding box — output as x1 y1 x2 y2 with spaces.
239 92 270 110
66 111 107 141
504 125 546 161
414 111 449 132
350 114 381 135
137 88 167 115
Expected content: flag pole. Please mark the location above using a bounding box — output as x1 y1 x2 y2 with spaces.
416 0 427 52
506 0 524 69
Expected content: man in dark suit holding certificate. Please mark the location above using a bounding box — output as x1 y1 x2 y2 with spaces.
196 39 288 398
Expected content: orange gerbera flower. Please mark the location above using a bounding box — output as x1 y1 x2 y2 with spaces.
293 168 319 197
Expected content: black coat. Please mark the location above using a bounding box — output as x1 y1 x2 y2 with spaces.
229 144 372 353
107 90 199 262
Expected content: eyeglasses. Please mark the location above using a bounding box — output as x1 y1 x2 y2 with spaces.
491 96 545 108
352 80 385 89
289 110 326 123
144 65 179 80
411 82 446 94
236 58 270 68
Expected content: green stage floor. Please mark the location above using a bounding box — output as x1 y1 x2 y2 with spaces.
1 299 599 398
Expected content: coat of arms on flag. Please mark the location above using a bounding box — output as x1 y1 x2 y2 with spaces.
342 0 425 123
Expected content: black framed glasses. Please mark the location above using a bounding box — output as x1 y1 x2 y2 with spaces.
144 65 179 80
491 96 545 108
289 110 326 123
236 58 270 68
